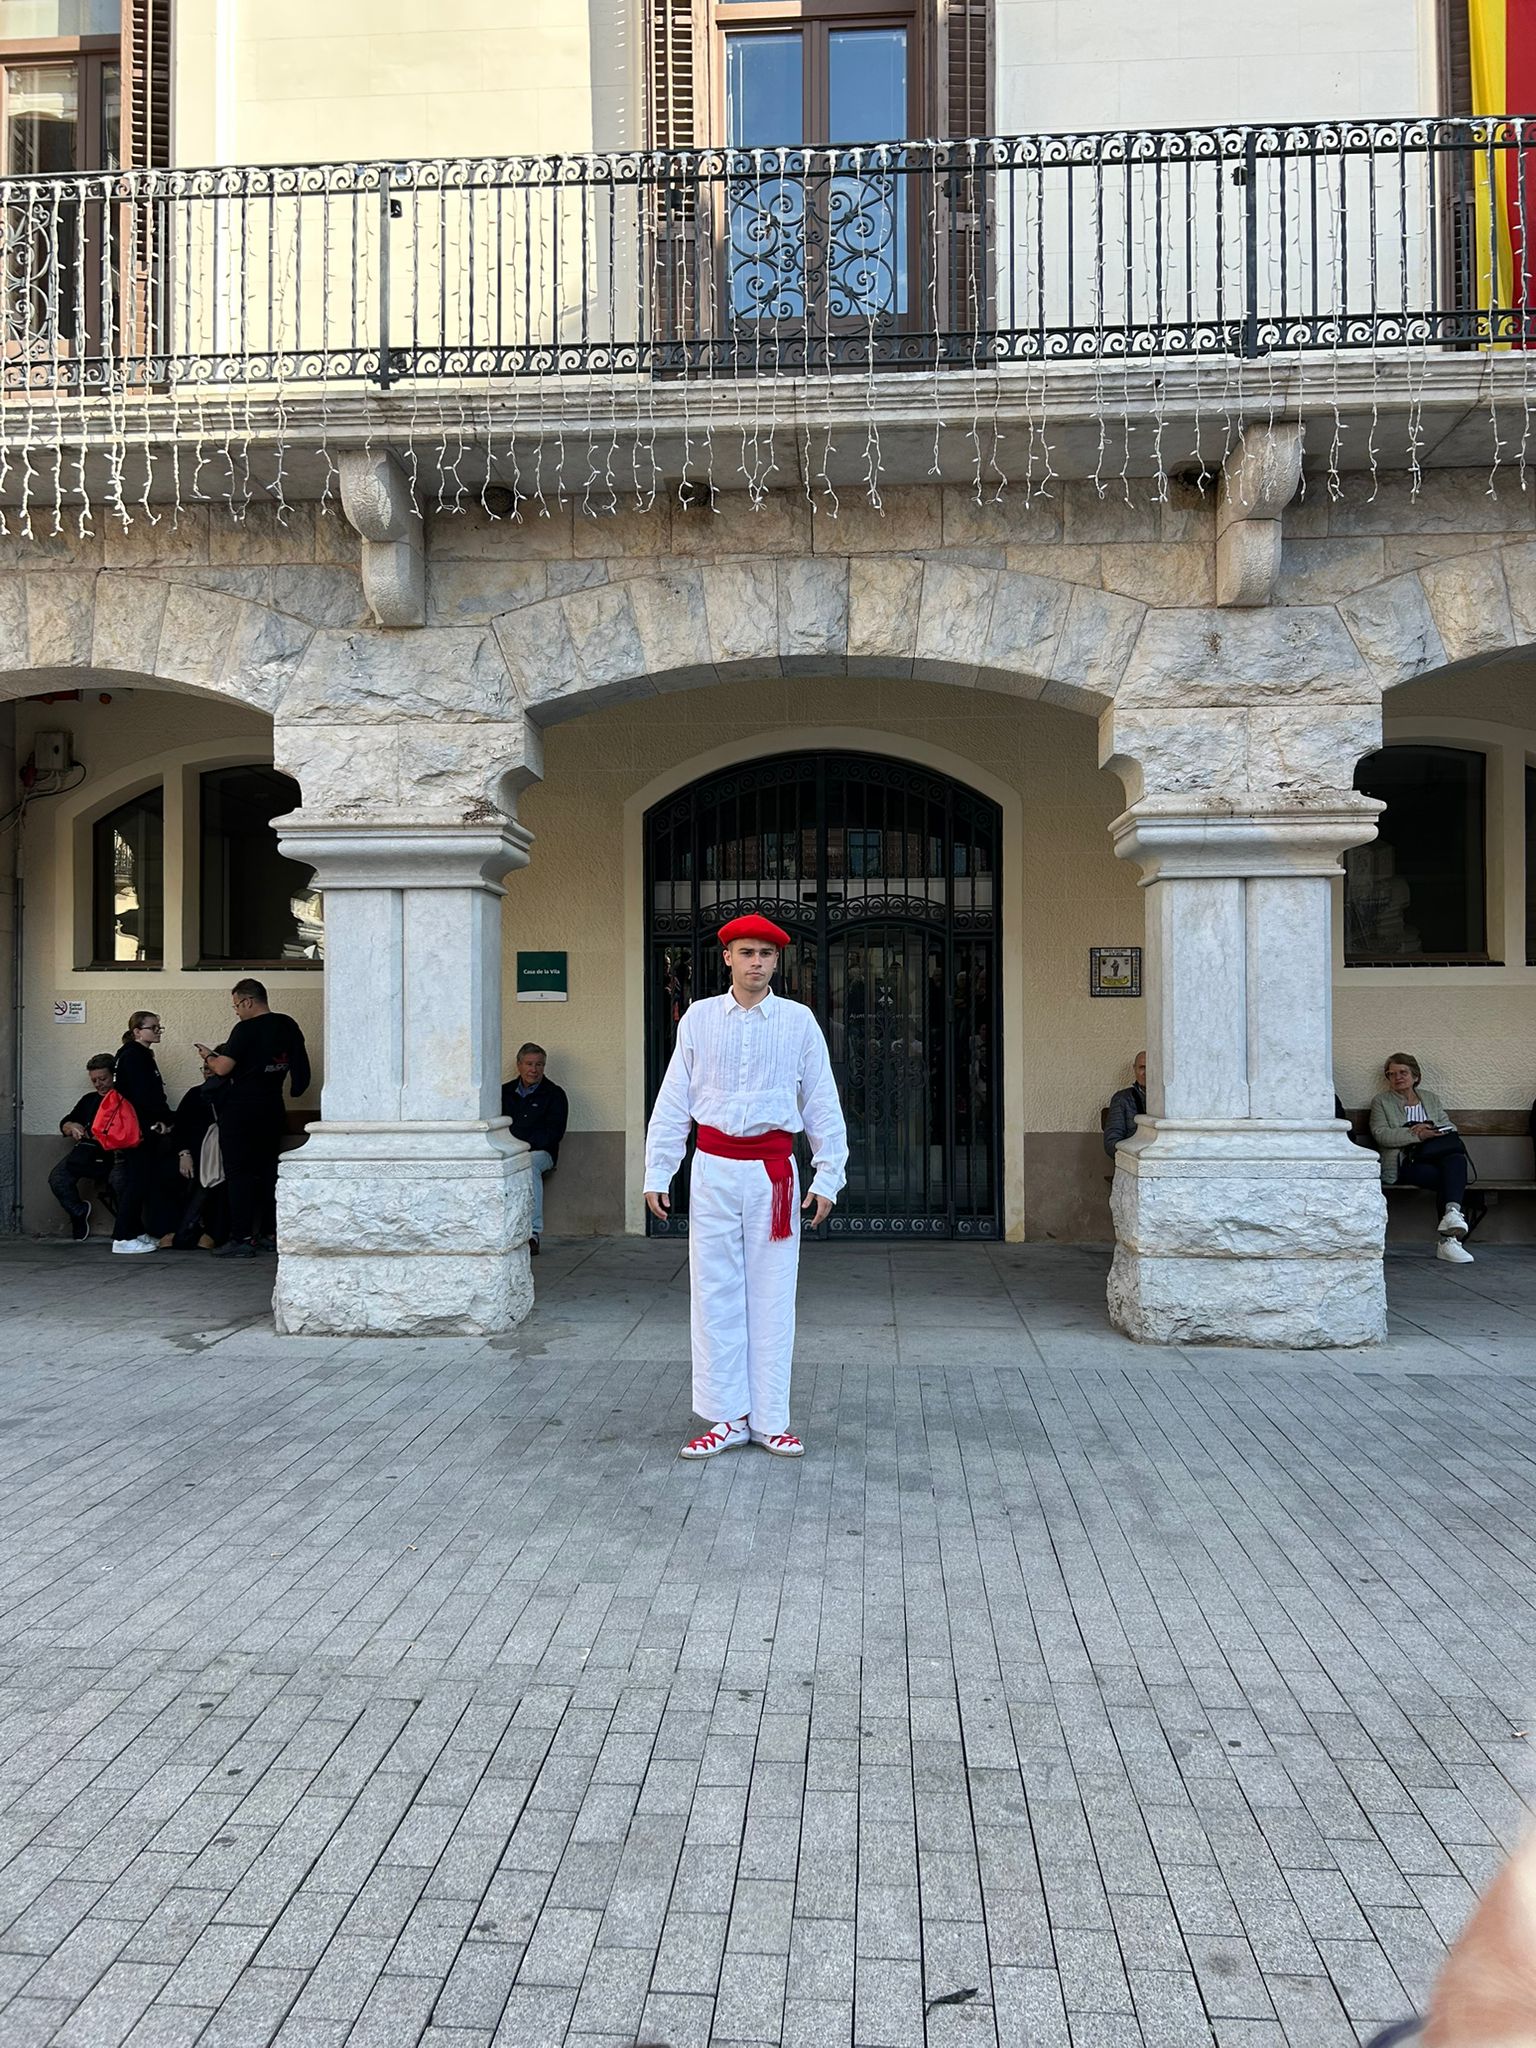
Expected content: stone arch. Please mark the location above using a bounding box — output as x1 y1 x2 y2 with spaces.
615 724 1031 1237
1335 541 1536 692
488 559 1141 725
0 570 315 713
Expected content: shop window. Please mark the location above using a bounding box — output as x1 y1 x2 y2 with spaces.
198 765 323 967
90 784 162 966
1345 745 1488 965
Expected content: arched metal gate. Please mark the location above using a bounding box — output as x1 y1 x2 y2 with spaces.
644 751 1001 1239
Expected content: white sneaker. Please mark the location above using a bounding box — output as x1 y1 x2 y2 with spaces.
112 1236 158 1256
1438 1205 1468 1238
1437 1238 1474 1265
679 1419 748 1460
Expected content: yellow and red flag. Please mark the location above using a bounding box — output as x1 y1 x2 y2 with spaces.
1470 0 1536 340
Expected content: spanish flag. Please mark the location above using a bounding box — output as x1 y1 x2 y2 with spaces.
1471 0 1536 341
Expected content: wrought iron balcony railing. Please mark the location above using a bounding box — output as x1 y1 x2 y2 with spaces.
0 120 1525 401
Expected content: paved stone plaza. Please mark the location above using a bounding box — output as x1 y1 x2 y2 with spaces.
3 1236 1536 2048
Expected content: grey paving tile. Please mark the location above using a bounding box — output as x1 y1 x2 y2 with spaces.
3 1244 1535 2048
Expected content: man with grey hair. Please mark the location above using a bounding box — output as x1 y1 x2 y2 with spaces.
500 1042 568 1255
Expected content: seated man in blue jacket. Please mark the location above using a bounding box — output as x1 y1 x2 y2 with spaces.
500 1042 569 1255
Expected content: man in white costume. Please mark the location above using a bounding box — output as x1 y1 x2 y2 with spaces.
644 915 848 1460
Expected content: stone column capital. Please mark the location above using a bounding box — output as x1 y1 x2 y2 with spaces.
1110 793 1382 882
276 816 534 894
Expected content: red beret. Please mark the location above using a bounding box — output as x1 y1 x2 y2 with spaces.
719 914 791 949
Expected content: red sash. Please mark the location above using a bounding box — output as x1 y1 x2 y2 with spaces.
695 1125 794 1241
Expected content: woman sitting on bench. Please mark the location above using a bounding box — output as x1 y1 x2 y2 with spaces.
1369 1052 1474 1266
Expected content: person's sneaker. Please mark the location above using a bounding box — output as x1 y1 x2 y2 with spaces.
112 1236 157 1255
69 1203 91 1243
529 1234 540 1257
1438 1204 1469 1238
679 1420 749 1460
212 1239 258 1259
750 1430 805 1458
1437 1237 1475 1264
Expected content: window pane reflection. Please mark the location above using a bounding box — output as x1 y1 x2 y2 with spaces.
92 787 162 966
7 63 79 176
200 766 323 965
0 2 118 34
1345 746 1487 963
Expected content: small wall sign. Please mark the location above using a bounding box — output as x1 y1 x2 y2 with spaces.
53 999 86 1024
516 951 568 1002
1090 947 1141 998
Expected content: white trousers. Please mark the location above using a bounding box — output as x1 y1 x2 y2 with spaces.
688 1150 800 1434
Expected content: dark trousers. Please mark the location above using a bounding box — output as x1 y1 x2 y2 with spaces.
221 1115 282 1244
110 1143 155 1241
1397 1150 1471 1216
49 1142 109 1222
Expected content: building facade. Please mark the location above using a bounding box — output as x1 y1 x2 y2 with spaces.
1 0 1531 1348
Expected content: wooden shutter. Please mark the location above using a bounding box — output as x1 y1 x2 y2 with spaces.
936 1 991 343
123 0 172 170
644 0 701 359
1438 2 1476 321
940 0 990 138
1439 0 1472 115
646 0 698 151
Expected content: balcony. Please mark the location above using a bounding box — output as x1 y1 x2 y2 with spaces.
0 120 1531 503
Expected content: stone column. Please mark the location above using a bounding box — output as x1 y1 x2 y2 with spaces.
271 818 535 1337
1106 795 1387 1349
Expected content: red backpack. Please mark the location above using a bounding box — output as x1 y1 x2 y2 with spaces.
92 1089 142 1151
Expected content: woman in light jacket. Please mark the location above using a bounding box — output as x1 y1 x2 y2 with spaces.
1369 1052 1473 1265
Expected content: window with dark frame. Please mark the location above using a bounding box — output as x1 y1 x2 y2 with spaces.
198 765 323 968
90 783 162 967
1345 745 1490 966
0 2 169 356
644 2 989 348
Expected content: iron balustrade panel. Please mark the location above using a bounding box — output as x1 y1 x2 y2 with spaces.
644 751 1001 1242
2 123 1536 399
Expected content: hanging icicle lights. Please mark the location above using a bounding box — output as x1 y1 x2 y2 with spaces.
0 121 1530 536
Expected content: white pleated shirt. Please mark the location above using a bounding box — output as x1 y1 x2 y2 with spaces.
644 988 849 1203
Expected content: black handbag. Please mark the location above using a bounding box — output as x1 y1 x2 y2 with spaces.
1411 1132 1467 1165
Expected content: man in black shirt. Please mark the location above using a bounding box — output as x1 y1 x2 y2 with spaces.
197 978 311 1259
50 1054 116 1241
500 1042 568 1254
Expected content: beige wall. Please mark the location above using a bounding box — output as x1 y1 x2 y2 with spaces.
996 0 1431 130
174 0 641 168
1335 662 1536 1116
501 674 1146 1240
15 688 323 1233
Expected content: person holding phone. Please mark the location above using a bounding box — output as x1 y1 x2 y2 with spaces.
1369 1052 1474 1265
196 979 310 1259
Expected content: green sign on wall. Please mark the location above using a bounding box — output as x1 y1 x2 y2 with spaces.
516 950 568 1001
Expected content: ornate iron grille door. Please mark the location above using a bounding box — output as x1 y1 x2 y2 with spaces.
644 750 1001 1239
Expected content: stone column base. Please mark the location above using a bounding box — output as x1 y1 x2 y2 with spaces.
274 1125 534 1337
1108 1123 1387 1348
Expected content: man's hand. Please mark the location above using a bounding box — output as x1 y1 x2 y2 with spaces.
179 1150 195 1181
193 1042 212 1059
802 1191 834 1228
645 1190 671 1222
61 1121 85 1141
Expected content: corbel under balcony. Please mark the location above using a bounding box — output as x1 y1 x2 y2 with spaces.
338 449 425 629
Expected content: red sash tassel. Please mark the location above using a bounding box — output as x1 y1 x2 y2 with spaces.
695 1124 795 1240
